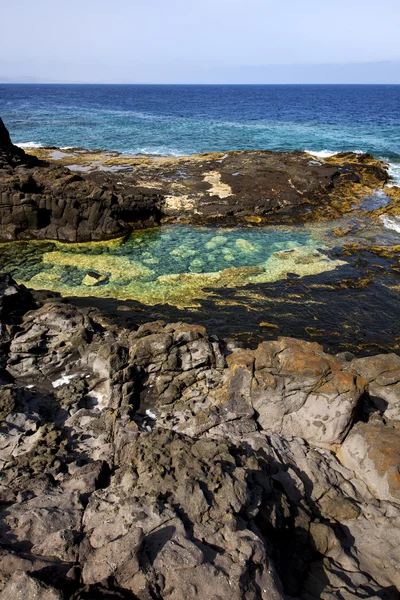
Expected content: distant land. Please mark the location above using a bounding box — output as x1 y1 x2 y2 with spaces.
1 60 400 85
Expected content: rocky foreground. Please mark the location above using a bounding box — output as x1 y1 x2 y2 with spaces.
0 274 400 599
0 117 396 243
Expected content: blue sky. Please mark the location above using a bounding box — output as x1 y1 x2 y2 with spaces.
1 0 400 83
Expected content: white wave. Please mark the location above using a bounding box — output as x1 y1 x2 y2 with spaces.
386 162 400 187
15 141 43 149
380 214 400 234
304 149 364 159
129 147 186 157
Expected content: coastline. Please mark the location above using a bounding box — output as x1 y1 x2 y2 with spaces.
1 126 399 354
1 119 400 599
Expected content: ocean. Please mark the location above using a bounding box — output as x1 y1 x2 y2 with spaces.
1 84 400 183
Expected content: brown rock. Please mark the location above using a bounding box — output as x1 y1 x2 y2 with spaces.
338 421 400 503
349 353 400 421
0 571 62 600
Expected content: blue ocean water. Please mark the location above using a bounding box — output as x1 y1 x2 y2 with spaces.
1 84 399 180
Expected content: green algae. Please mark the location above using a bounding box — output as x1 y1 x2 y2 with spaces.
0 225 345 307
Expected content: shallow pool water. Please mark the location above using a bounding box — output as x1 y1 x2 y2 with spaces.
0 225 344 306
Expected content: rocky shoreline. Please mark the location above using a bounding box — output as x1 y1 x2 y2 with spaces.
0 118 400 599
1 117 398 244
0 274 400 599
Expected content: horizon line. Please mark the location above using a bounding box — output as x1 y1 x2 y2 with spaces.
2 81 400 86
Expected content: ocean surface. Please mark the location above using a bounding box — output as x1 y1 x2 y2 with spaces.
1 84 400 182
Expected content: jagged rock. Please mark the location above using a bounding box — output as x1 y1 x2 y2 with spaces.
0 119 15 152
0 277 400 599
0 273 35 373
0 118 27 167
81 428 284 599
261 432 400 595
132 336 364 447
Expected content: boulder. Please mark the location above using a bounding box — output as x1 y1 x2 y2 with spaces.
349 353 400 421
338 420 400 504
226 338 364 447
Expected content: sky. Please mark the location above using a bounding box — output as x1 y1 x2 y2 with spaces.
1 0 400 83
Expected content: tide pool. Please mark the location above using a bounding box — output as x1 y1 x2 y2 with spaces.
0 225 344 306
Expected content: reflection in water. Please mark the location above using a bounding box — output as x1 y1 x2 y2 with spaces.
0 225 343 306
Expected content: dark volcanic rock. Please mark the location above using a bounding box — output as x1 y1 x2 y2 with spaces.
0 119 162 242
0 276 399 598
0 117 390 242
0 118 15 152
0 118 34 168
0 273 36 374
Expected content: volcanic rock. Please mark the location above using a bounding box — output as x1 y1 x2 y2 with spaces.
349 353 400 420
0 277 400 598
338 420 400 503
0 117 391 243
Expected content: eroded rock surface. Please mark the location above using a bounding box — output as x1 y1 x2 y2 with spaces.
0 274 399 599
338 420 400 503
348 353 400 420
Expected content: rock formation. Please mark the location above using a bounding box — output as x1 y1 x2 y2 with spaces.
0 118 392 243
0 274 399 599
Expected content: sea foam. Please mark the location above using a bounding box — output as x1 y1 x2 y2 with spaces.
15 141 43 149
304 149 364 158
380 215 400 234
386 162 400 187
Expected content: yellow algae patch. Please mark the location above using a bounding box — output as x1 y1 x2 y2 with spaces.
41 251 153 280
30 271 61 285
244 216 263 224
203 172 232 198
249 247 346 283
260 322 279 329
54 236 126 253
163 195 196 212
19 243 345 309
